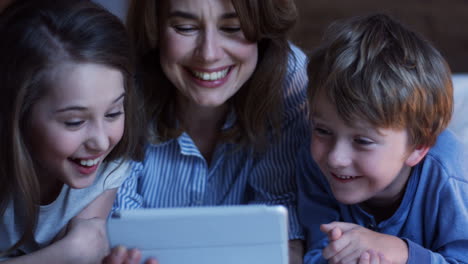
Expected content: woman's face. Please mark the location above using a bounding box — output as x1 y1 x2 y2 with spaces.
159 0 258 108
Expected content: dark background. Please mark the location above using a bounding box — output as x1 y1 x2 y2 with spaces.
291 0 468 73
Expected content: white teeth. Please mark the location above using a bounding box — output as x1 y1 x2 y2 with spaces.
78 157 100 167
336 175 356 180
192 68 229 81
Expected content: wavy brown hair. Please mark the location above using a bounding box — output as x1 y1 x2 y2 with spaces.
0 0 144 255
127 0 297 148
307 14 453 148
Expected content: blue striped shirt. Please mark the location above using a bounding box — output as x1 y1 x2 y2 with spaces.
114 44 309 239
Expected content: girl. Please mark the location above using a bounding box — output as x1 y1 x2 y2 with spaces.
0 1 143 263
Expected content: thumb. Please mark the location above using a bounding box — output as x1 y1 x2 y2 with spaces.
321 221 358 233
328 226 342 241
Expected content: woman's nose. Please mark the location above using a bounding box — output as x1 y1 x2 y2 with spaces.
195 27 222 63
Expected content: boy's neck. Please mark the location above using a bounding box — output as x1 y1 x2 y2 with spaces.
360 193 404 223
359 166 413 223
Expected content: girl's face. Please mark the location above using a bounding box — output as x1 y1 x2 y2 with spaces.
159 0 258 109
27 63 125 191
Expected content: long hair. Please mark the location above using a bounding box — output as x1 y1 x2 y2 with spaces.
0 0 144 255
127 0 297 149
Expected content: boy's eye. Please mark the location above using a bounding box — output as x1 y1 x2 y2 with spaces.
314 127 332 136
354 137 374 145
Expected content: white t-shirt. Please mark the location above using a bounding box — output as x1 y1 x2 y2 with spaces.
0 160 129 258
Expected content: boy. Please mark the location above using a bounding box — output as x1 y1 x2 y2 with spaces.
297 14 468 264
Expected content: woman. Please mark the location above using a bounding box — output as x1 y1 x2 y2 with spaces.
110 0 309 263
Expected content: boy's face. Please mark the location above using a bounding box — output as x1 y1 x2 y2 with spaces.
309 95 426 207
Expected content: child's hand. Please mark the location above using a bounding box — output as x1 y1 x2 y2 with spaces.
320 222 407 264
321 223 343 242
359 250 392 264
64 217 110 263
102 246 158 264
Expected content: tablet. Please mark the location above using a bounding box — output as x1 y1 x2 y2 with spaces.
107 205 289 264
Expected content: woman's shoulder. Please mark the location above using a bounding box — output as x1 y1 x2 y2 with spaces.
281 43 309 114
286 43 308 76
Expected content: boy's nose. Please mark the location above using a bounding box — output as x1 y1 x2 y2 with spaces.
327 142 352 169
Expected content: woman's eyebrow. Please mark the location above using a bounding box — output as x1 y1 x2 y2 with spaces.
168 11 238 20
220 12 238 19
168 11 197 20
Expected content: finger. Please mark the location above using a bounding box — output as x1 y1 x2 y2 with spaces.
331 243 362 264
102 245 128 264
125 248 142 264
320 223 334 233
329 227 342 241
358 251 370 264
378 252 391 264
368 250 379 264
322 235 350 260
144 259 159 264
321 222 358 234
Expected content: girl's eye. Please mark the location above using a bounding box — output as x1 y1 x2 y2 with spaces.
354 137 374 145
106 111 123 120
221 26 241 33
64 120 84 127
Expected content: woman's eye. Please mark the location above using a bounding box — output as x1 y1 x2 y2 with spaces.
173 25 197 34
64 120 84 127
106 111 123 120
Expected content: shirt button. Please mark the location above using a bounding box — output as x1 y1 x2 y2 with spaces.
366 223 376 230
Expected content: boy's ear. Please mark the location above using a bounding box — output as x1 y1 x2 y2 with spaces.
405 145 430 167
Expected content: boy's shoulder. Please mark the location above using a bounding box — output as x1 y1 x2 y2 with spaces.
420 129 466 181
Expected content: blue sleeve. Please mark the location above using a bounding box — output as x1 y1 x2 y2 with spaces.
296 142 341 264
112 160 144 211
247 44 309 240
406 171 468 264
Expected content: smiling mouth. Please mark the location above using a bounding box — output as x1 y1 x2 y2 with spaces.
331 172 360 181
69 157 101 167
190 67 230 81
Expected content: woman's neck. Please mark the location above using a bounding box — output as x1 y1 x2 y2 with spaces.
176 97 229 164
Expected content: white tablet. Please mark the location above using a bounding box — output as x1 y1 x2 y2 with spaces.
107 205 289 264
